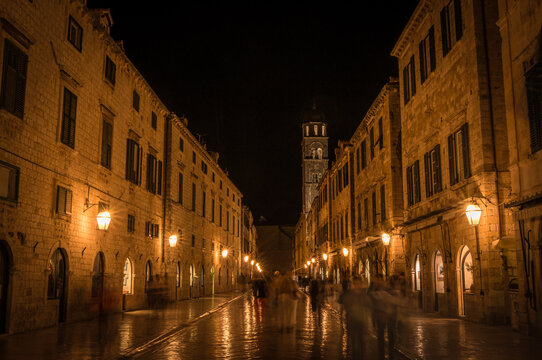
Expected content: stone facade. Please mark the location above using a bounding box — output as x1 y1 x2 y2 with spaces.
0 0 244 334
497 0 542 335
255 225 294 275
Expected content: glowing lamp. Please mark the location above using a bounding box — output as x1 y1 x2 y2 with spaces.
466 204 482 226
96 211 111 230
311 258 315 263
304 264 307 268
244 255 249 262
323 253 328 260
251 260 255 265
168 235 178 247
222 249 228 258
306 260 311 266
382 233 391 246
342 247 349 256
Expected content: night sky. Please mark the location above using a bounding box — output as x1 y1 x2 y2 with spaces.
88 1 418 225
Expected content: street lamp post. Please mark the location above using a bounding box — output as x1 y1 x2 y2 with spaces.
382 233 390 278
466 203 484 295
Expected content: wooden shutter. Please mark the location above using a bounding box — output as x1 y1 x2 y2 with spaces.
454 0 463 40
429 26 436 72
65 189 72 214
527 67 542 153
406 166 413 206
137 144 142 185
125 139 131 180
101 120 112 169
424 152 432 197
370 127 374 159
56 186 64 213
379 118 383 149
403 66 410 104
0 40 28 118
434 145 442 192
179 172 183 203
448 134 456 186
461 123 471 178
372 192 377 225
381 185 386 222
441 7 449 56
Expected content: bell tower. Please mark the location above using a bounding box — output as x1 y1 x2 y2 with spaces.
301 104 329 214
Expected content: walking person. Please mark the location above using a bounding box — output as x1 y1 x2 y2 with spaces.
277 271 299 333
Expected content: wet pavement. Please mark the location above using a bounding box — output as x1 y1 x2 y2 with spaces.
1 289 542 359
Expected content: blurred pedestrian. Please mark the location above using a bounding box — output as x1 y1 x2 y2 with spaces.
368 275 397 360
276 271 299 333
340 277 369 359
309 278 322 314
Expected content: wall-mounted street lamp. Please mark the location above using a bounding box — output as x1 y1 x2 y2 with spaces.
382 233 391 246
168 235 178 247
251 260 255 266
304 264 307 269
222 249 228 258
244 255 249 262
322 253 328 260
465 204 482 226
311 258 315 263
96 211 111 231
342 247 349 256
306 260 311 266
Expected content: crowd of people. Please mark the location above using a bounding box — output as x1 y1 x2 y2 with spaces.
252 270 410 359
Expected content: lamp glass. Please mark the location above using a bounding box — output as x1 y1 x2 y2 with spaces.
382 233 391 246
342 247 349 256
311 258 315 263
250 260 255 265
466 204 482 226
244 255 249 262
307 260 311 266
168 235 177 247
222 249 228 258
323 253 328 260
96 211 111 230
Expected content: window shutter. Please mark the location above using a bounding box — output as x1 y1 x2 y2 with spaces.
441 8 449 56
138 145 142 185
65 189 72 214
429 26 436 72
461 123 471 178
414 160 421 203
424 152 432 197
434 145 442 192
1 40 28 118
410 56 416 96
527 77 542 153
157 160 162 195
179 172 183 204
454 0 463 41
56 186 64 213
69 93 77 148
448 134 456 186
419 41 426 84
403 66 409 104
370 127 374 159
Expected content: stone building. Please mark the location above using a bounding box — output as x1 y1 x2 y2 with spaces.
350 80 404 286
241 205 258 278
497 0 542 335
0 0 243 334
255 225 294 275
391 0 514 323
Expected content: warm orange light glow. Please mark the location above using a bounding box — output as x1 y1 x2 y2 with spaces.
322 253 328 260
342 247 349 256
222 249 228 258
382 233 390 246
168 235 178 247
250 260 255 265
311 258 315 263
466 204 482 226
97 211 111 230
244 255 249 262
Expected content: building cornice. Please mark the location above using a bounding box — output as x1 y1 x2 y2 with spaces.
390 0 432 59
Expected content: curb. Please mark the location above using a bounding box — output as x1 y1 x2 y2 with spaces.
117 292 248 359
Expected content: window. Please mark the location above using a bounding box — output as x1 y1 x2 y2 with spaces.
176 262 181 288
364 198 369 228
424 145 442 197
123 258 133 294
47 249 66 300
145 222 159 238
178 172 183 204
343 164 349 187
406 160 421 206
67 16 83 51
211 198 215 222
372 191 377 226
361 140 367 169
227 188 230 196
56 185 72 215
191 183 196 211
125 139 142 185
378 118 384 150
191 234 195 247
104 56 116 85
370 127 375 160
232 215 236 234
219 204 223 226
202 190 206 217
151 111 157 130
101 117 113 169
0 161 19 202
226 211 230 231
220 180 223 190
61 88 77 148
179 137 184 152
305 126 309 136
212 172 215 182
419 27 436 84
0 39 28 118
441 0 463 57
132 90 140 112
192 151 196 164
402 56 416 104
127 214 135 233
380 185 386 222
356 146 361 174
448 123 471 186
526 64 542 153
201 161 208 174
146 154 162 195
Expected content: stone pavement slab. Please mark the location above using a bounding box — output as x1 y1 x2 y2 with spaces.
0 291 244 360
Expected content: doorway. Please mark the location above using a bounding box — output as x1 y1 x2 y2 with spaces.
0 241 11 333
434 251 445 311
412 254 422 309
210 266 215 295
92 252 105 314
47 248 67 322
458 246 474 316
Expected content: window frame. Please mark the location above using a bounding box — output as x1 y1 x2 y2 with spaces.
60 87 77 149
67 16 83 52
0 39 28 119
0 160 19 202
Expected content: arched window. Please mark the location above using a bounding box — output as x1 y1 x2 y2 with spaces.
314 124 318 135
311 149 316 159
322 125 326 136
145 260 152 293
460 247 474 293
47 249 66 299
189 264 194 286
176 261 181 288
305 126 309 136
200 265 205 287
434 251 445 294
317 148 323 159
412 254 421 291
123 258 133 294
91 252 104 298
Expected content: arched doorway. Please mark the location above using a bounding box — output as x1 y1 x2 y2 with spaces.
412 254 422 308
200 265 205 294
122 258 133 310
458 246 474 316
365 259 371 286
47 248 67 323
0 241 12 333
145 260 152 293
434 251 445 311
210 266 215 295
91 252 105 314
189 264 194 297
